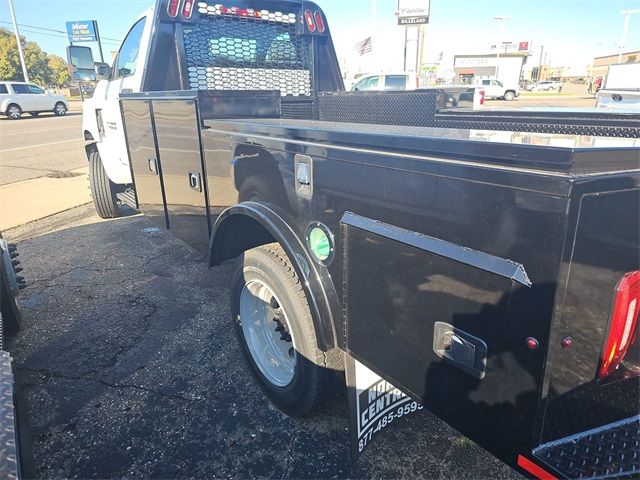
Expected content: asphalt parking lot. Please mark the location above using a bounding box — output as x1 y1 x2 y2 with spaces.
5 205 521 479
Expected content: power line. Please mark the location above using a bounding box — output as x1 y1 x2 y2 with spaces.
14 26 120 46
0 20 122 42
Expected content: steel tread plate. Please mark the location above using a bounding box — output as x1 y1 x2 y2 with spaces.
0 350 18 480
534 416 640 479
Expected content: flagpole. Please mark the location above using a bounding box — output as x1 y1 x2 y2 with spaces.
371 0 377 36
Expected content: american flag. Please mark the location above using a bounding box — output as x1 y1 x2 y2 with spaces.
355 36 373 56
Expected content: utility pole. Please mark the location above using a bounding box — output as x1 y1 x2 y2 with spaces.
618 9 640 63
537 45 544 81
492 16 510 82
7 0 29 83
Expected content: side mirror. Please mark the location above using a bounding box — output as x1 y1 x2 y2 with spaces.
66 45 96 82
94 62 111 81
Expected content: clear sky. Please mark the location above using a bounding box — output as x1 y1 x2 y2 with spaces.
1 0 639 71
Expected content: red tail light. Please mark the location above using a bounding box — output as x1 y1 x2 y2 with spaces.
304 10 316 32
167 0 181 17
182 0 194 19
598 271 640 378
313 11 325 33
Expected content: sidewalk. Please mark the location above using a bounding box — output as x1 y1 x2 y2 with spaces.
0 166 91 230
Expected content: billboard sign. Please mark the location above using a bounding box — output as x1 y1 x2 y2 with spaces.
66 21 97 42
397 0 430 25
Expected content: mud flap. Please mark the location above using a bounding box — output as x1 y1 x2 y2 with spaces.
345 353 423 459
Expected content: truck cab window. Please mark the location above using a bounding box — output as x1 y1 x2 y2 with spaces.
0 84 8 94
354 76 380 91
114 18 146 79
385 75 407 90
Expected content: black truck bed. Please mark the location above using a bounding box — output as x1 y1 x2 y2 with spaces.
203 117 640 177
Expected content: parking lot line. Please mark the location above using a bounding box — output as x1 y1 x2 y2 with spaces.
1 139 78 153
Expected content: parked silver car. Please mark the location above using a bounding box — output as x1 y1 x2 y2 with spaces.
0 82 68 120
525 80 564 92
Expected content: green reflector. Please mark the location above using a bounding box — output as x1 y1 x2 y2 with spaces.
309 227 331 261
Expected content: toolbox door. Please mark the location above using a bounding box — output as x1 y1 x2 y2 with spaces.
152 98 210 253
121 99 167 228
341 211 532 457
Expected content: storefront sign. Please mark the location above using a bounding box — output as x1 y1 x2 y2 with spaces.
397 0 430 25
66 20 97 42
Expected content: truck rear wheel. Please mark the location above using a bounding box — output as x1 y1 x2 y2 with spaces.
504 91 516 101
89 148 120 219
230 243 332 416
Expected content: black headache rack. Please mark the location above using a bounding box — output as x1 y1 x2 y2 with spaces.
193 88 640 138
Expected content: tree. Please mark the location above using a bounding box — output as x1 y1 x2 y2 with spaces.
0 27 71 86
23 40 51 85
0 28 21 81
47 55 70 87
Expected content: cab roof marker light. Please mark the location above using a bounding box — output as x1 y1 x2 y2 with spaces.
182 0 195 19
598 270 640 378
167 0 182 17
304 10 316 32
313 11 325 33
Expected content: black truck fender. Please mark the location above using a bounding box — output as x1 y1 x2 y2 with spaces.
209 201 343 367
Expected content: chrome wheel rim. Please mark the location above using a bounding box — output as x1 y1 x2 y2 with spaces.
239 279 296 387
55 104 66 115
8 107 20 119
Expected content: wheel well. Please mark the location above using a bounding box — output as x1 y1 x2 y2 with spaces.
211 212 340 356
211 214 276 265
84 131 95 142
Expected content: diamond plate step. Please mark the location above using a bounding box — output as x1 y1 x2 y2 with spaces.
534 416 640 479
116 188 138 210
0 350 18 480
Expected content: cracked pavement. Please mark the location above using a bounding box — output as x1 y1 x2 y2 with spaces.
6 205 520 479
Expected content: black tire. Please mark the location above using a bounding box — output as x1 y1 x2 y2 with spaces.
231 243 332 416
6 104 21 120
88 148 120 219
504 91 516 101
54 102 67 116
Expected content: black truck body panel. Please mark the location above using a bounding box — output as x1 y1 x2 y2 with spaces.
110 1 640 476
119 88 640 477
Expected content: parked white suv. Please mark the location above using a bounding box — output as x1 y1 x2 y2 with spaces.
0 82 68 120
351 72 419 91
475 79 519 101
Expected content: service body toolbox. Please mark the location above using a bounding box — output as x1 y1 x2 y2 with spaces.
76 0 640 477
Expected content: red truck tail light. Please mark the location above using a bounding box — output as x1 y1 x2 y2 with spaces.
313 11 325 33
304 10 316 32
598 270 640 378
181 0 195 19
167 0 182 17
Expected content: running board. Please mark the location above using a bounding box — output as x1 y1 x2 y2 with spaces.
534 416 640 479
116 189 138 210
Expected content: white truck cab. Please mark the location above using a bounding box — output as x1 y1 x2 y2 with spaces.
81 8 154 187
475 78 519 101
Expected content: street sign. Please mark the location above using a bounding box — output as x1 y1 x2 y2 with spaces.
397 0 430 25
66 20 97 42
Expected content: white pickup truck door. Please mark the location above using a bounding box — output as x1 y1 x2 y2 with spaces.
96 16 151 183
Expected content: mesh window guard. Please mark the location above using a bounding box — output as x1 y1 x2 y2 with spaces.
184 3 312 96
